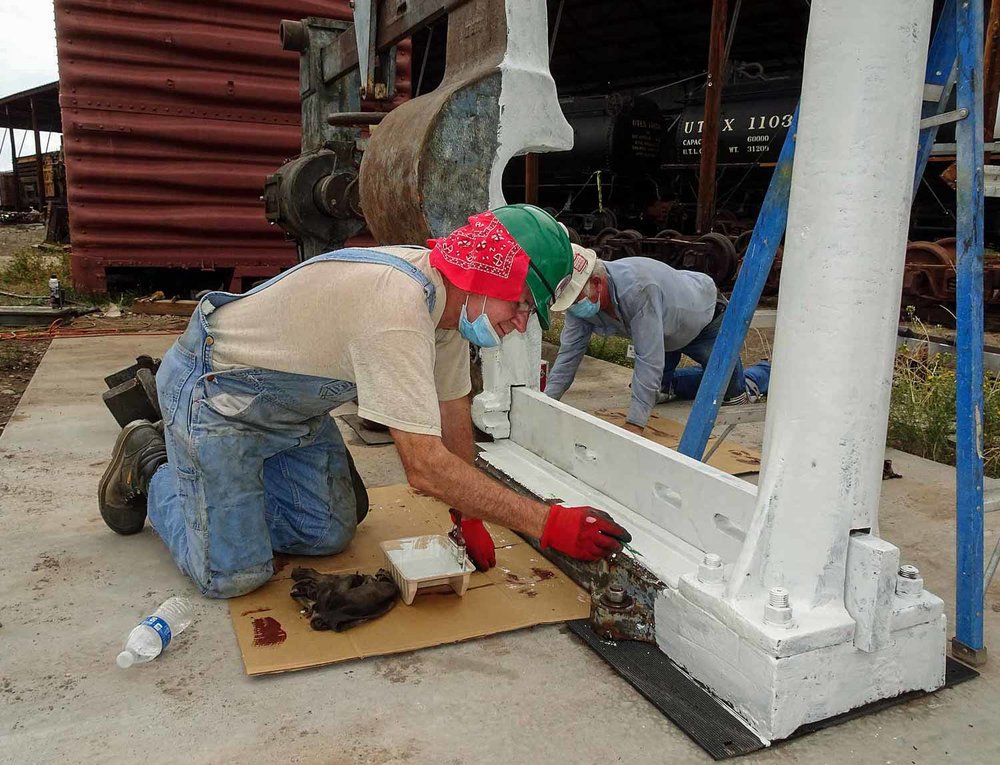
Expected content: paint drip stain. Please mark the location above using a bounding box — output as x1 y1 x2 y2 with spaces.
530 567 555 581
240 607 272 617
252 616 287 647
272 554 292 574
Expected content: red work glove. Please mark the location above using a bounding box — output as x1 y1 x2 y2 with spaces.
450 509 496 571
540 505 632 561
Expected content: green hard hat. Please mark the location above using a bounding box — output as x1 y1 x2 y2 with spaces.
492 204 572 330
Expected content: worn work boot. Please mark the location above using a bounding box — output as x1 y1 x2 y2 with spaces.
346 449 369 525
98 419 167 535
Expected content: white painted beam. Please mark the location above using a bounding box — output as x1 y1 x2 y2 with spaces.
504 388 757 565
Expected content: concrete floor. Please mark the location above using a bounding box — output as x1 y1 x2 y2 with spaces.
0 336 998 765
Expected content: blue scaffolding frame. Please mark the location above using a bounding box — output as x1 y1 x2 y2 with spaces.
678 0 988 663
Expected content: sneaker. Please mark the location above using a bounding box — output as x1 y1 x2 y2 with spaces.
745 376 764 404
97 419 167 535
655 390 676 405
722 391 749 406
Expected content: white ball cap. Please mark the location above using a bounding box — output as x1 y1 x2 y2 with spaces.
551 244 598 312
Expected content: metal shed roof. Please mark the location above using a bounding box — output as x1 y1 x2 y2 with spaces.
0 82 62 132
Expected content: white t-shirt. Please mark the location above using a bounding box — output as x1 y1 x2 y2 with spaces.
208 247 471 436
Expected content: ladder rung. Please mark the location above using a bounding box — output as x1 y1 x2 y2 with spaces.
920 107 968 130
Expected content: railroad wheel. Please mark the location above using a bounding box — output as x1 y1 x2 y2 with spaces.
589 208 618 231
654 228 683 241
616 229 644 259
905 240 954 301
698 232 739 286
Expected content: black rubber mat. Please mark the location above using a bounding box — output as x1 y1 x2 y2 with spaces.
568 620 980 760
567 620 765 759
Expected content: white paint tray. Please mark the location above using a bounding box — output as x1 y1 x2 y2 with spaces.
380 534 476 605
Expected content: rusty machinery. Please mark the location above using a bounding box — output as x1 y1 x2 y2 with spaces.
267 0 572 255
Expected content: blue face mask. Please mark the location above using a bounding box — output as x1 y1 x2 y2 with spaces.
567 296 600 319
459 296 502 348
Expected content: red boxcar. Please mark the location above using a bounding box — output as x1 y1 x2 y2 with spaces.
55 0 409 292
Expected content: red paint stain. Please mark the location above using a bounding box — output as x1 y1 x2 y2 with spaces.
240 607 272 617
531 567 555 581
524 590 539 598
252 616 287 647
272 554 292 574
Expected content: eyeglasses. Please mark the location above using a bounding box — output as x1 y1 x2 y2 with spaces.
516 300 537 316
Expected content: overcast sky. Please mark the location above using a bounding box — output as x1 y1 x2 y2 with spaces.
0 0 60 172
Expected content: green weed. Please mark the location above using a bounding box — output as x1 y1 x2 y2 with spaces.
0 247 71 297
887 344 1000 477
543 314 636 369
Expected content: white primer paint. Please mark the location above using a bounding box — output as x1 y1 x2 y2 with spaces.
471 0 946 743
473 316 543 438
471 0 573 436
656 591 946 742
844 533 899 652
490 0 573 208
654 0 945 740
728 0 935 611
505 389 757 564
479 438 704 586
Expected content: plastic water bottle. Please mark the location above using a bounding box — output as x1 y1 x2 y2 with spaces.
117 597 194 669
48 275 60 308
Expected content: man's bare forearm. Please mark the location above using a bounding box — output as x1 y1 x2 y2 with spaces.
439 396 477 464
391 428 548 538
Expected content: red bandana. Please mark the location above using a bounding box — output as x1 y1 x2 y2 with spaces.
427 212 529 302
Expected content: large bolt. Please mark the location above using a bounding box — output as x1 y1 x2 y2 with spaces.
697 553 725 584
763 586 793 628
896 564 924 597
606 585 625 605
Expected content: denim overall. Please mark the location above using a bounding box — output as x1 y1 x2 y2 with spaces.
147 248 435 598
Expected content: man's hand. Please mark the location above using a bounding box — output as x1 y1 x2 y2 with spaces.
540 505 632 561
623 422 645 436
450 509 496 571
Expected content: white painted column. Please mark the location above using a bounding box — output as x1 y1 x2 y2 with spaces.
473 0 572 437
729 0 933 609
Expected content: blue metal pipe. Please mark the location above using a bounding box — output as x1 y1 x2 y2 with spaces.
954 0 986 655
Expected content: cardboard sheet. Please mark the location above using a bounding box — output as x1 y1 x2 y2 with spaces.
228 485 589 676
594 408 761 475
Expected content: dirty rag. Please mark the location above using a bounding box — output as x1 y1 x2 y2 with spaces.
290 567 399 632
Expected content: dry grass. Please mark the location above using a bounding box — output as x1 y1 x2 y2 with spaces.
0 247 71 299
888 323 1000 477
543 314 773 369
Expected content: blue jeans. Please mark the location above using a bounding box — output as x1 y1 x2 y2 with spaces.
144 247 435 599
670 360 772 401
147 322 362 598
660 308 749 400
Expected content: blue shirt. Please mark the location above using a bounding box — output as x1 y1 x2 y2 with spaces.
546 258 717 426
